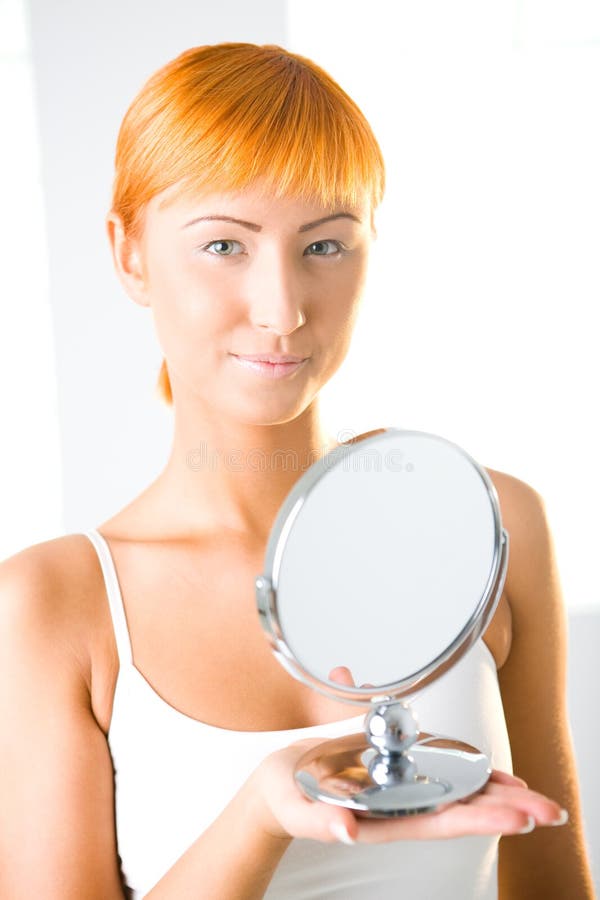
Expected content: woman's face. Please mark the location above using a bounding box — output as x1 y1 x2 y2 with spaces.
119 181 374 426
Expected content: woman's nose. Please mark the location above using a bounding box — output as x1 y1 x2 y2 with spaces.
254 305 306 335
247 253 307 335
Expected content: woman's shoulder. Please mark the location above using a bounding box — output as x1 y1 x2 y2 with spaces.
483 465 562 623
483 464 552 545
0 531 101 604
0 533 106 686
484 464 544 509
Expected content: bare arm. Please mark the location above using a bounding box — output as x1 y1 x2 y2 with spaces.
493 474 595 899
0 551 125 899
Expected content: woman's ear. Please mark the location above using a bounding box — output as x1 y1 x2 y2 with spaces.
370 207 378 241
106 213 150 307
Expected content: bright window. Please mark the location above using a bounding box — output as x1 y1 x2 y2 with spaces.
0 0 63 560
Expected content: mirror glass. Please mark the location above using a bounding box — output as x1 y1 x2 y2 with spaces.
259 429 504 700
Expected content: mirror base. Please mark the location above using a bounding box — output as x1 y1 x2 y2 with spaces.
294 732 491 817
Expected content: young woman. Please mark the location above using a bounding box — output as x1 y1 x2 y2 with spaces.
0 42 594 899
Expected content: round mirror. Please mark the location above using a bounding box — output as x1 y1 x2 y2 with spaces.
256 428 507 701
255 428 509 816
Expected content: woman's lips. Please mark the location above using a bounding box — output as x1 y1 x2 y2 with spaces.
231 354 308 379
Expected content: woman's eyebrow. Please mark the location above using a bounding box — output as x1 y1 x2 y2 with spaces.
298 213 362 232
181 213 362 232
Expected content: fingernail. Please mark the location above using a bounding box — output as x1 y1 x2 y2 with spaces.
330 822 355 845
550 808 569 827
518 815 536 834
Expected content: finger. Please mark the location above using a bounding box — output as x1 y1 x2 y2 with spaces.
488 769 528 788
328 666 355 687
469 782 564 825
354 801 534 843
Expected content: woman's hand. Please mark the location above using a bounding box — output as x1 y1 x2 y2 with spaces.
250 739 568 846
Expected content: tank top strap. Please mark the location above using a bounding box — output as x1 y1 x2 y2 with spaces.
83 529 134 666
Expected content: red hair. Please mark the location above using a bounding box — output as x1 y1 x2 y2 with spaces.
110 42 386 406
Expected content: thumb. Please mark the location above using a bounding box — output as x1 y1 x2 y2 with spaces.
328 665 356 687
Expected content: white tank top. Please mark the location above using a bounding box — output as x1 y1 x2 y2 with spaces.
84 528 513 899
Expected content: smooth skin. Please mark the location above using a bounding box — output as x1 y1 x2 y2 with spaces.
0 182 594 898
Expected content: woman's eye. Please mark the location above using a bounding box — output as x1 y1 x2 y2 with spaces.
203 239 244 256
305 240 343 256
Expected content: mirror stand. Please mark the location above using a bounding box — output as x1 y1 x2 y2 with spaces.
293 699 492 817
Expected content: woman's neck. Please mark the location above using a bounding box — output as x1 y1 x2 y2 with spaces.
136 400 339 543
